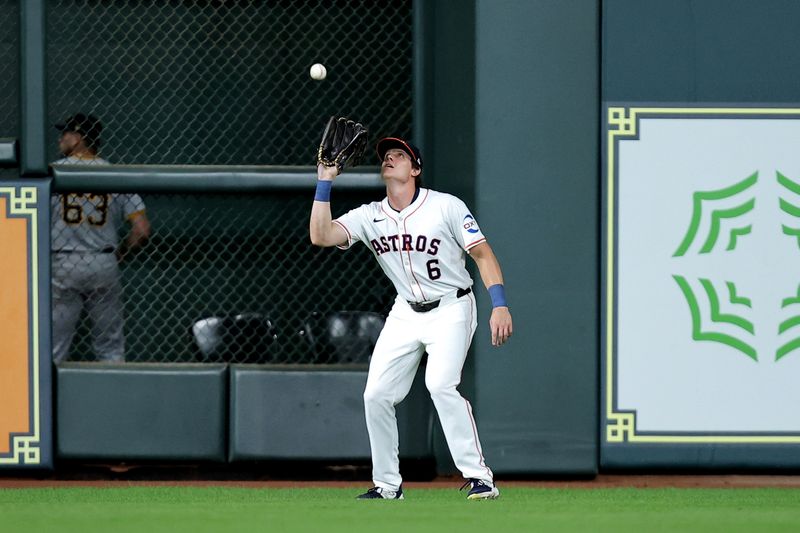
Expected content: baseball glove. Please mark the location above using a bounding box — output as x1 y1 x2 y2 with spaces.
316 116 368 173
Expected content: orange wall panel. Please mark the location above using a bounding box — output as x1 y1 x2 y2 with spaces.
0 197 31 455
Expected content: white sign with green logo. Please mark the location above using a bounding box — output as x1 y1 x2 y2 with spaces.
606 107 800 442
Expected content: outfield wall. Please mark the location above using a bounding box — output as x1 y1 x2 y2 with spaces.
4 0 800 474
601 0 800 469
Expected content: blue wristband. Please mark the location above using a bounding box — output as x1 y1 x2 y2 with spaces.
315 180 333 202
488 284 508 308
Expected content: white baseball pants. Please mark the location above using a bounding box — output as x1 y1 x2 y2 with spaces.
364 289 493 491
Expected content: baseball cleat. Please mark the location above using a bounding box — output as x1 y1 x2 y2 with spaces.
460 479 500 500
356 486 404 500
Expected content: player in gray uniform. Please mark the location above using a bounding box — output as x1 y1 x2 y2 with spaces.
51 113 151 363
310 137 513 500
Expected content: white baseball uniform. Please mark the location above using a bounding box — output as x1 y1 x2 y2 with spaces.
334 187 494 490
50 155 146 363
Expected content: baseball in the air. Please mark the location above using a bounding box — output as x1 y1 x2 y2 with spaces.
309 63 327 81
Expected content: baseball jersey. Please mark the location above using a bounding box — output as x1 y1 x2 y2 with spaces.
334 188 487 303
51 156 146 252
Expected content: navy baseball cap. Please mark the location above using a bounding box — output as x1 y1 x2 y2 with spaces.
376 137 423 169
55 113 103 141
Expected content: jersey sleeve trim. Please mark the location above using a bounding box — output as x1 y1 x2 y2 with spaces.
333 220 353 250
465 237 487 251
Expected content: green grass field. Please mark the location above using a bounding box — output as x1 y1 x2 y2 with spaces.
1 486 799 533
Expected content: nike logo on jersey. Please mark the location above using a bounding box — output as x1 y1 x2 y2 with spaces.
371 234 441 256
373 217 386 223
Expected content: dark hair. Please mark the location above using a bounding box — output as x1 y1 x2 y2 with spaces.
86 137 101 150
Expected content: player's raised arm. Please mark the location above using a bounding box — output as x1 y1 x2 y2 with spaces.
309 164 348 247
309 116 369 248
468 241 513 346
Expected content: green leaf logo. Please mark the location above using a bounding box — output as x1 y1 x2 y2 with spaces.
778 171 800 249
673 172 758 257
673 275 756 361
777 284 800 361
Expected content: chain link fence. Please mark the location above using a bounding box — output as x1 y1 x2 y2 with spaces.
0 0 19 180
44 1 415 363
57 189 395 364
46 0 413 165
0 0 18 139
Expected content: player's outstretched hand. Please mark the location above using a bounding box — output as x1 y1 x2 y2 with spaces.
489 307 513 347
317 163 338 181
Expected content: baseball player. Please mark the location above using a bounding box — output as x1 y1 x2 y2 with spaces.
50 113 151 363
309 137 513 500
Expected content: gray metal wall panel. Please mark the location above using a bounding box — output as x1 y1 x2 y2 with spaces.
228 367 433 461
20 0 46 176
57 364 227 461
603 0 800 103
472 0 600 474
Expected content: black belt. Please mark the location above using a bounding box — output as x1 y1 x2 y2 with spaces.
53 247 115 254
408 287 471 313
